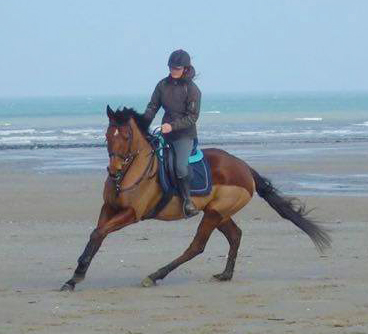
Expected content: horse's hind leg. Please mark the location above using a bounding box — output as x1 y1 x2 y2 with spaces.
213 218 242 281
60 204 136 291
142 210 221 287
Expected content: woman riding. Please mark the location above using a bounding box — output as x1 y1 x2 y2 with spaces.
143 49 201 218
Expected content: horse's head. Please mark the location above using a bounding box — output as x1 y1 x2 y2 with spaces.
105 105 151 179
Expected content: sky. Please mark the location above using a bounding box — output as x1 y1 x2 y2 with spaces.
0 0 368 97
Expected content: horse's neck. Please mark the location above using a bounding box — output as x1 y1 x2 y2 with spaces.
129 119 152 153
124 119 158 182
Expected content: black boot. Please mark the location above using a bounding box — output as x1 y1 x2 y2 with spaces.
177 176 199 218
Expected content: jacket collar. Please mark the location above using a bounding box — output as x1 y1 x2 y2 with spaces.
165 65 195 85
165 75 189 85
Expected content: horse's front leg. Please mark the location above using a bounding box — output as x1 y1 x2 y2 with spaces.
60 204 137 291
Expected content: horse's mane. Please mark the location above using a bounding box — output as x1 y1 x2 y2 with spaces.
113 107 151 136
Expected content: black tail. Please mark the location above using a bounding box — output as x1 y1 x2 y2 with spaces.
250 168 331 253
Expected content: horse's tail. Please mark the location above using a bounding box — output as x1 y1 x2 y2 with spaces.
250 168 331 253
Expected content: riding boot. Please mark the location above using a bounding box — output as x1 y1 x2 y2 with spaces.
177 175 199 218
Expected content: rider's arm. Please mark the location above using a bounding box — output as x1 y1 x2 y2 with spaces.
143 82 162 124
170 83 201 131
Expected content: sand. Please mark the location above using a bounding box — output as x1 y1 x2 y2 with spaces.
1 150 368 334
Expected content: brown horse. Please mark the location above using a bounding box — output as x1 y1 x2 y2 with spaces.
60 106 331 291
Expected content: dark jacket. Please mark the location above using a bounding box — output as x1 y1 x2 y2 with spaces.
143 67 201 141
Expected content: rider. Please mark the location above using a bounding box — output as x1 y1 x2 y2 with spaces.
143 49 201 218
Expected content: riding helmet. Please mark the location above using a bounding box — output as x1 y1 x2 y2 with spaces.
168 49 191 68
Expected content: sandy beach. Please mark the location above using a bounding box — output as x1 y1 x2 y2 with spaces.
2 0 368 332
1 146 368 334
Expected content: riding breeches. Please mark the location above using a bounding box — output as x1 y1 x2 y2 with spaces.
170 138 194 178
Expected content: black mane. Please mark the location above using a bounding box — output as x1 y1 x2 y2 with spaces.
110 106 151 136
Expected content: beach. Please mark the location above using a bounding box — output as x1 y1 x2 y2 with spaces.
1 141 368 334
2 0 368 331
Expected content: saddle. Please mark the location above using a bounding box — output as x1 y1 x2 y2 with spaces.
143 136 212 219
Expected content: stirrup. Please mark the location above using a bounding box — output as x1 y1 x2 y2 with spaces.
183 199 199 218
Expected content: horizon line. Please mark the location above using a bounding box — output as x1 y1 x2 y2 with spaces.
1 89 368 99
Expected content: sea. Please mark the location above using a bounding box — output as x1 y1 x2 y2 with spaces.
1 92 368 196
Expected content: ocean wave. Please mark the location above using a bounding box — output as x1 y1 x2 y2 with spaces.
0 135 78 144
232 130 276 136
203 111 221 114
321 129 359 135
38 130 55 134
199 137 368 146
354 121 368 126
61 128 103 135
351 174 368 178
0 127 104 147
0 137 32 144
1 135 368 151
0 143 106 150
207 130 317 137
0 129 36 136
0 122 11 127
214 131 270 137
295 117 323 121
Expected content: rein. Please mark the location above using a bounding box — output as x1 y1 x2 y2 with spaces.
107 122 157 196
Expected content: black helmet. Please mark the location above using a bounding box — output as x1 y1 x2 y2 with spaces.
168 49 191 68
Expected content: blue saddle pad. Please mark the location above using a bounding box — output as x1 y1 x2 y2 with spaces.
156 138 212 196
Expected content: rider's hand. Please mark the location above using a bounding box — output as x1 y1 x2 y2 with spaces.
161 123 172 134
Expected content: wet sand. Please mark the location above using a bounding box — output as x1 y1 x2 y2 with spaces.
1 152 368 333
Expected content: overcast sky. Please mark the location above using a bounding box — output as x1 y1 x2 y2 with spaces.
1 0 367 97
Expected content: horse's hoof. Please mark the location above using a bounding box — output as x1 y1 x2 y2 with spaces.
141 277 156 287
213 273 232 281
60 282 75 292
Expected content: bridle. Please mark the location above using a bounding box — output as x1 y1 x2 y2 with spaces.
107 122 135 175
106 121 156 196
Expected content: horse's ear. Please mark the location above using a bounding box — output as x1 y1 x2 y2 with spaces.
106 105 115 120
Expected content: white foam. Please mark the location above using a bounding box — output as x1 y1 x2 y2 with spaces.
277 130 316 136
38 130 55 134
62 128 102 135
295 117 323 121
204 111 221 114
0 136 77 144
93 135 105 140
354 121 368 126
321 129 354 135
0 122 11 127
0 129 36 136
202 129 322 139
0 137 32 144
233 130 276 136
351 174 368 178
231 130 318 137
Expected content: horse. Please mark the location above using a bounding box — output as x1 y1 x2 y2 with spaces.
60 106 331 291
